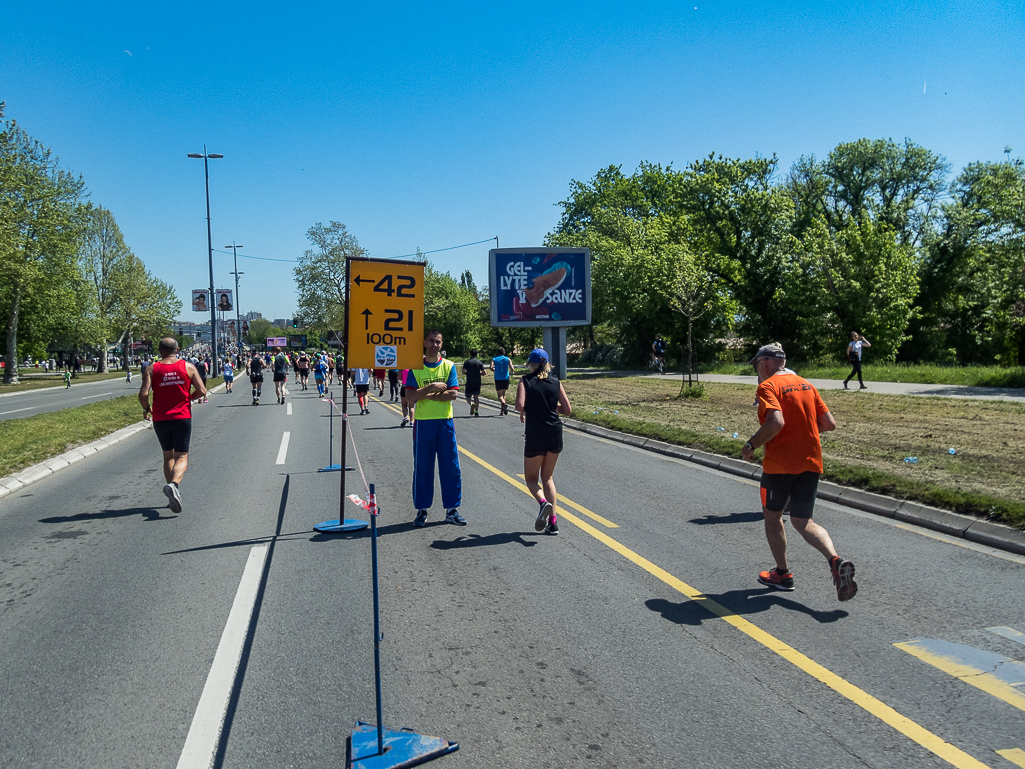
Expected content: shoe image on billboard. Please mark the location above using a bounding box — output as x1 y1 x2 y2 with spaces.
524 265 568 307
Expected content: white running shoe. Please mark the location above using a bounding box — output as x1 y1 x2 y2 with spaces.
163 483 182 514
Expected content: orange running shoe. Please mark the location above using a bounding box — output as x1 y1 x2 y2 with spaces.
524 267 568 307
758 567 795 591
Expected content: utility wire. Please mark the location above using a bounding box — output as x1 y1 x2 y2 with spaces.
212 236 498 264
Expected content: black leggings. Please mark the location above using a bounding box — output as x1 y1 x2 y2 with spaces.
844 357 864 386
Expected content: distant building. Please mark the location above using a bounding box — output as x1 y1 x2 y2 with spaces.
272 319 290 329
244 311 263 321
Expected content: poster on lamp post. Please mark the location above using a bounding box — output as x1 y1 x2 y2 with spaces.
215 289 233 311
192 290 210 312
489 248 591 327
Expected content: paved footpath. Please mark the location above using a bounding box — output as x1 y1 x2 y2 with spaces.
573 369 1025 404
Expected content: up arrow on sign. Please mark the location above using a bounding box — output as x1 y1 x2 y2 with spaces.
361 308 373 330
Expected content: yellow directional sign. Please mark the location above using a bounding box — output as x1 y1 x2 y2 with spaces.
346 258 425 369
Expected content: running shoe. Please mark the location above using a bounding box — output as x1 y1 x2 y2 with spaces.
544 521 560 535
252 398 257 405
400 417 409 427
758 567 795 591
535 500 553 532
831 558 858 601
445 509 467 526
413 509 428 527
163 483 182 514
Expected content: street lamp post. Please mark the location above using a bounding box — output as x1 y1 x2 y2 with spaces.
187 146 223 375
226 242 244 353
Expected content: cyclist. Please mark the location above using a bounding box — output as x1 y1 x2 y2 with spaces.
651 335 667 373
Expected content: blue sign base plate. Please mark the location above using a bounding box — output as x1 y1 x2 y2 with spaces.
350 721 459 768
314 518 369 532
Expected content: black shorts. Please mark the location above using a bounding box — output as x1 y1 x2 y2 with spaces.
273 373 287 382
250 374 264 383
465 384 481 397
760 471 820 518
524 430 563 458
355 384 370 394
153 418 192 453
494 378 510 392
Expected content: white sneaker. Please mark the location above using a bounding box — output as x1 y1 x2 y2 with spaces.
163 483 183 514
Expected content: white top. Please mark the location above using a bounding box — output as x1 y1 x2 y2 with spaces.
849 340 864 360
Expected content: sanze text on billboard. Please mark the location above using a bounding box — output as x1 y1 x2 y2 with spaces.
489 248 591 327
346 258 425 369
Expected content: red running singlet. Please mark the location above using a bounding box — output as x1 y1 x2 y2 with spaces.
151 360 193 421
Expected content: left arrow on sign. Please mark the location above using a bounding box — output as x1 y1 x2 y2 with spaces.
361 308 373 330
353 275 372 287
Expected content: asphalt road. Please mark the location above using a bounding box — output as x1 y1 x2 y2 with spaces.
0 376 140 421
1 383 1022 768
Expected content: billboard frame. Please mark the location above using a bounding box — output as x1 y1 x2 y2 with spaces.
489 248 592 328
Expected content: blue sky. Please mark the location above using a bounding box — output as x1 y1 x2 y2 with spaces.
2 0 1022 322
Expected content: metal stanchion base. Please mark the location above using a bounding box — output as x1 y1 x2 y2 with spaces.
349 721 459 768
314 518 369 532
317 465 355 472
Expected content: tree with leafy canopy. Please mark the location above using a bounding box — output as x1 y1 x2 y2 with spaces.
1 103 85 383
293 221 366 336
108 254 181 361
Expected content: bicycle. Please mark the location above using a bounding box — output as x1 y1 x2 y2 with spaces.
647 354 666 375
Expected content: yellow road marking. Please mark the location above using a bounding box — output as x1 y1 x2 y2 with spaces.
894 641 1025 713
457 447 989 769
997 748 1025 767
514 473 618 528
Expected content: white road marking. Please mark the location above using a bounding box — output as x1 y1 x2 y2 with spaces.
176 545 268 769
79 391 114 400
286 402 292 416
0 406 34 416
275 432 290 465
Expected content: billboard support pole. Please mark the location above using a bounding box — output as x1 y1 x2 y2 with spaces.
543 327 567 381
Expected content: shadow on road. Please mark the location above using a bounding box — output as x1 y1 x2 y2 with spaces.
689 511 764 525
429 531 540 549
646 588 848 626
40 506 169 523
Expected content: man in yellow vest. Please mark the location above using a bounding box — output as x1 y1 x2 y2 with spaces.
404 330 465 527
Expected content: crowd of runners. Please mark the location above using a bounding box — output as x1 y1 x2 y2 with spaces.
137 330 857 603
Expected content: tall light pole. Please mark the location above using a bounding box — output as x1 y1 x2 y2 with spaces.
226 242 244 353
187 147 223 375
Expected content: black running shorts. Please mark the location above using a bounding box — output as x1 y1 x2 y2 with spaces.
464 384 481 397
273 373 287 382
354 384 370 394
153 418 192 453
249 374 264 383
760 471 820 518
524 431 563 458
494 378 510 392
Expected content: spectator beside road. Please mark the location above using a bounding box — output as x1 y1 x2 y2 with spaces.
843 332 871 390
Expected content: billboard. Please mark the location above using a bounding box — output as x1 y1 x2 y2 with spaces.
489 248 591 327
192 290 210 312
215 289 233 311
267 336 287 348
288 334 307 349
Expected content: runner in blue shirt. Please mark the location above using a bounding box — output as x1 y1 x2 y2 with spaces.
489 347 515 416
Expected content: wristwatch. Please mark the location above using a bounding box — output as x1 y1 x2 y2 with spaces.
744 441 754 451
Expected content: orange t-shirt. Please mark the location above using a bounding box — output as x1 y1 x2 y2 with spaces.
756 372 830 475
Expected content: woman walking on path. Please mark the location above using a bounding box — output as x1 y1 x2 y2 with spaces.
843 332 871 390
514 349 572 536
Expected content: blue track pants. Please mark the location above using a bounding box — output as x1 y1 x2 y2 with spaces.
411 418 461 511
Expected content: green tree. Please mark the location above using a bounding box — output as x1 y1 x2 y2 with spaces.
293 221 366 334
109 255 181 362
77 204 134 372
1 104 85 382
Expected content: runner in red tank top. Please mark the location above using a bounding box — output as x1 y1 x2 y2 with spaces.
138 338 206 514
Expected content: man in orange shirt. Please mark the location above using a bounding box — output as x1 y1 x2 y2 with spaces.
740 344 858 601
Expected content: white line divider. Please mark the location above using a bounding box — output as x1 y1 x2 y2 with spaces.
286 402 292 416
275 432 290 465
176 545 269 769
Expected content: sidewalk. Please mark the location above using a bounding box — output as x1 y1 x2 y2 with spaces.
569 369 1025 404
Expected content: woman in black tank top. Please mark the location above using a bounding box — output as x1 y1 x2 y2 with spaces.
514 349 572 536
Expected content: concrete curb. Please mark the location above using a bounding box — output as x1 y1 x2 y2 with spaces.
0 381 228 501
490 398 1025 557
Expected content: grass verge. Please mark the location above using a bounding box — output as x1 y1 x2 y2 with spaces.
481 375 1025 529
1 370 134 393
0 378 222 478
698 362 1025 388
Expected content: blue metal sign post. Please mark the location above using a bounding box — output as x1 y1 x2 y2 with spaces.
349 485 460 768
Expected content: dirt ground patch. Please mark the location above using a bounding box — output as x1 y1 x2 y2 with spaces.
485 374 1024 522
